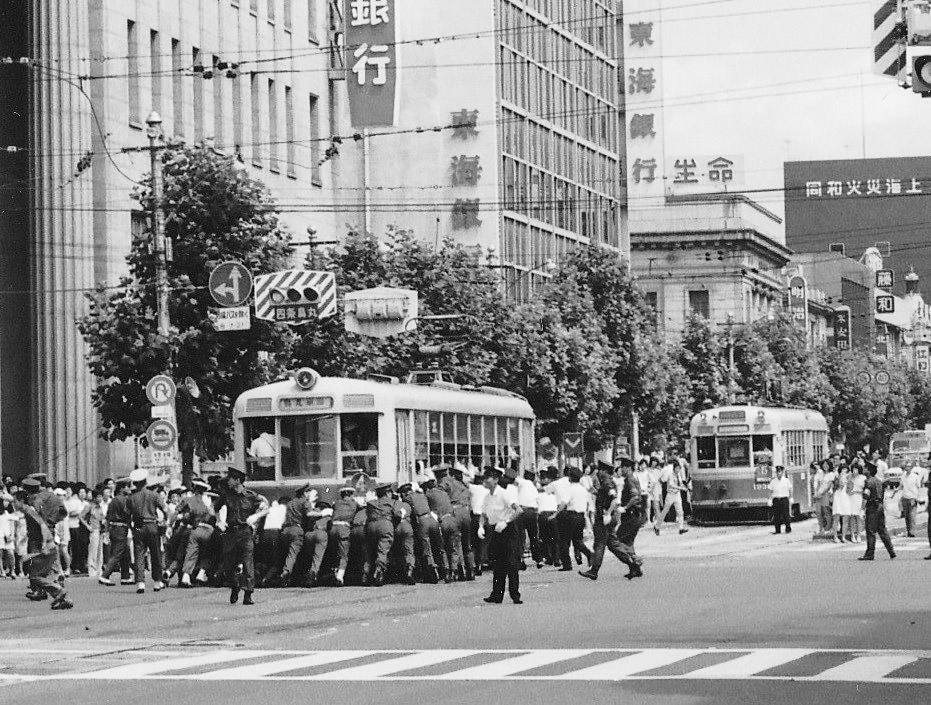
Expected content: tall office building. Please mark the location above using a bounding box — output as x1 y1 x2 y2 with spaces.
0 0 361 482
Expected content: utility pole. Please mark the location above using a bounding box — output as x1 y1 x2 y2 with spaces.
146 111 170 338
725 312 736 404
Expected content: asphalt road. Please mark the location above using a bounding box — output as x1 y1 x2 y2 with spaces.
2 519 929 705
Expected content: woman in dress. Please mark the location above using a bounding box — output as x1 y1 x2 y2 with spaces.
846 462 866 543
831 462 852 542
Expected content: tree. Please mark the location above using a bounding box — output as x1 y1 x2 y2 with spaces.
678 313 729 413
78 143 294 479
907 367 931 430
636 337 693 452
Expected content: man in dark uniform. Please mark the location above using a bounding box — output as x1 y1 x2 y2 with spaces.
301 500 332 587
329 486 360 587
278 484 313 587
23 475 66 601
580 460 633 581
441 464 475 581
127 469 168 594
363 482 398 586
399 482 442 584
481 466 523 604
179 478 216 587
859 461 896 561
614 460 645 579
98 478 133 586
347 496 369 585
390 489 416 585
424 469 462 583
12 488 72 610
217 466 269 604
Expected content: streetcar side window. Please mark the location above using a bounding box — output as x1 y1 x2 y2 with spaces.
717 437 751 468
341 413 379 476
752 435 774 469
696 437 716 469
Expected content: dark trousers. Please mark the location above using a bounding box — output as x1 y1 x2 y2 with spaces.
558 511 591 568
279 525 304 577
222 525 256 591
328 523 351 573
301 529 328 580
488 522 520 601
415 515 445 571
518 507 542 564
391 521 415 572
364 519 394 576
864 508 895 558
538 511 560 565
440 514 463 573
28 550 64 600
166 525 191 573
615 513 643 569
101 525 131 579
182 525 214 577
589 518 627 576
901 498 918 536
471 513 488 567
454 506 474 571
772 497 791 533
133 523 163 584
69 526 88 573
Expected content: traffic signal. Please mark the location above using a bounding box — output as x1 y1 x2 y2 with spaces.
269 285 320 307
913 54 931 95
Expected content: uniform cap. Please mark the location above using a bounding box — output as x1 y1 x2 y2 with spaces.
483 466 503 480
567 467 583 481
21 477 41 491
315 500 333 509
339 485 356 496
296 483 313 496
397 483 413 494
191 478 211 491
375 482 393 492
226 466 247 480
129 469 148 484
618 457 635 471
433 464 450 477
115 477 132 489
26 472 47 482
597 460 614 474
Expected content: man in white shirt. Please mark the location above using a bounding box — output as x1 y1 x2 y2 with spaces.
515 470 542 569
557 467 593 571
814 463 836 536
900 462 922 538
469 474 490 575
654 459 689 536
871 450 888 483
768 465 794 534
537 469 560 566
480 467 523 604
635 459 653 523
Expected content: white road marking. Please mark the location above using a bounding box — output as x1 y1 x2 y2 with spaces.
810 654 920 681
556 649 702 680
71 650 275 679
435 649 593 680
684 649 812 678
191 651 371 680
304 650 479 680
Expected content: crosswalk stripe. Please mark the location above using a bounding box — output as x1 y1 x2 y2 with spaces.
191 651 372 680
556 649 701 680
684 649 813 678
810 655 920 681
305 650 479 680
434 649 594 680
72 650 274 679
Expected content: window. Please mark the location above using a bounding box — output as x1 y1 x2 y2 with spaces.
244 417 277 481
309 93 321 184
309 0 318 42
340 413 379 476
280 415 338 478
268 0 275 21
268 78 278 170
250 73 262 164
696 437 716 469
717 437 751 469
171 39 184 136
150 30 161 115
232 71 243 152
285 85 294 175
811 431 826 463
250 0 258 11
688 289 710 319
753 435 774 470
414 411 429 466
212 55 224 148
783 430 807 467
192 47 203 141
644 291 658 325
283 0 292 29
396 411 413 483
127 21 140 124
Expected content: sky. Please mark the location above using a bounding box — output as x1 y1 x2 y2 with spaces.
648 0 928 225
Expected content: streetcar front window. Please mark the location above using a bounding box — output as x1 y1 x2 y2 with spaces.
717 436 751 468
696 437 716 470
244 417 277 482
280 415 338 479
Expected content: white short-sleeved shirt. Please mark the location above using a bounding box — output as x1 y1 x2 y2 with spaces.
566 483 590 512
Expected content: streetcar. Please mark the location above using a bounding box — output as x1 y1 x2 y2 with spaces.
688 405 829 522
885 430 931 486
232 368 536 501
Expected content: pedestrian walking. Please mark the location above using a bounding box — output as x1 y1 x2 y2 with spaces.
899 462 922 538
768 466 793 534
859 461 896 561
654 455 689 536
481 466 523 604
98 478 133 586
579 460 629 581
635 458 653 521
536 469 560 567
12 489 72 610
558 467 592 570
217 466 269 605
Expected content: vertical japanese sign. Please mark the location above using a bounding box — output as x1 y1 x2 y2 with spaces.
916 343 930 374
449 112 483 230
625 0 666 209
832 306 851 351
788 275 809 334
345 0 397 127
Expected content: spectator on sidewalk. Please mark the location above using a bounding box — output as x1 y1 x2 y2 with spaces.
847 464 865 543
768 466 793 534
813 460 835 537
899 461 922 538
831 463 852 543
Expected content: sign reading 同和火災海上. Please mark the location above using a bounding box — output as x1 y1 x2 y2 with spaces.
345 0 397 128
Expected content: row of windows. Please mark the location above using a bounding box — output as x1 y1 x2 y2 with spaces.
500 109 618 196
498 0 617 66
412 411 534 472
126 21 322 183
502 156 620 242
499 47 618 150
502 217 583 272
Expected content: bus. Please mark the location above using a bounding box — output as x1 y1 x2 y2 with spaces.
688 405 829 522
886 430 931 486
232 368 536 501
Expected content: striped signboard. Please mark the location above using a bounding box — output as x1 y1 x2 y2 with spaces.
253 270 337 323
873 0 906 80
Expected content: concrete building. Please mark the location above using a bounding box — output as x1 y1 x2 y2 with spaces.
0 0 362 483
630 194 790 339
364 0 626 300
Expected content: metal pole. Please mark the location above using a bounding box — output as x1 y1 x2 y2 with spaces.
631 411 640 459
726 313 735 403
146 112 170 338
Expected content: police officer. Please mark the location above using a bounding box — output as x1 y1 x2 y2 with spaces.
480 466 523 604
127 469 168 594
347 494 369 585
178 478 216 588
425 467 462 583
301 500 332 587
441 463 475 580
859 461 896 561
363 482 398 586
278 484 313 587
329 486 360 587
580 460 632 581
391 489 416 585
615 460 645 579
12 488 72 610
216 466 269 605
400 481 442 584
22 477 66 601
98 478 133 586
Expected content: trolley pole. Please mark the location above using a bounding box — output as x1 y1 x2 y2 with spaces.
146 111 170 339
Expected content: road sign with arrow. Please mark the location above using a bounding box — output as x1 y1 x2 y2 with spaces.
209 261 253 307
562 432 583 458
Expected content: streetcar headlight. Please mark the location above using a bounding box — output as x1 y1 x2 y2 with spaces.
294 367 320 390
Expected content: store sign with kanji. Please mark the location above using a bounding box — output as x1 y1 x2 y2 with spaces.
805 177 925 198
448 108 483 231
626 3 666 200
666 155 744 195
345 0 396 127
832 307 851 350
787 275 808 332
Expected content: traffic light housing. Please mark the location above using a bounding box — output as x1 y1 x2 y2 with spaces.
269 285 320 306
913 54 931 95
